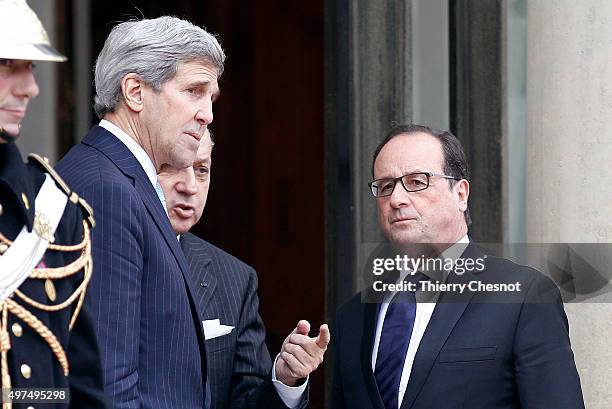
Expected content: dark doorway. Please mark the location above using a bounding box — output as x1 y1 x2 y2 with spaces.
69 0 326 406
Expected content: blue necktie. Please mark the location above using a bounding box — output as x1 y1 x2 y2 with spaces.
154 180 167 214
374 272 425 409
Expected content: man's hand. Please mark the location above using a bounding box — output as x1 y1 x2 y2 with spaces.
275 320 330 386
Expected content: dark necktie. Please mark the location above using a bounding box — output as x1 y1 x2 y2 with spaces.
374 272 426 409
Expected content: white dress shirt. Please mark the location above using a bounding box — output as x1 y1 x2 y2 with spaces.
100 119 167 214
272 355 309 408
99 120 157 186
100 120 305 407
371 234 470 406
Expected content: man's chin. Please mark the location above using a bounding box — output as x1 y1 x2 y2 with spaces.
0 127 20 143
386 224 421 240
386 228 434 248
175 226 191 236
169 219 192 236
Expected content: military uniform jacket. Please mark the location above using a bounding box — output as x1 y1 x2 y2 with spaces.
0 142 108 408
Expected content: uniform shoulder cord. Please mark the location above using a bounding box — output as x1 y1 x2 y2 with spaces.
0 221 93 408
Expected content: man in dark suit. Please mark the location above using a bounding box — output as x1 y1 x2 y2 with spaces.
157 130 329 409
56 17 225 409
332 124 584 409
0 1 108 407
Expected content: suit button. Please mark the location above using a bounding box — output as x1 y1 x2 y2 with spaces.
20 363 31 379
200 282 208 288
27 406 34 409
11 323 23 337
0 203 3 215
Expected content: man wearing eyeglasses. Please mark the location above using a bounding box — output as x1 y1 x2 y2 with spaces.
331 124 584 409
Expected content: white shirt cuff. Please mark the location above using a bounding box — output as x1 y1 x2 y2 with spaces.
271 354 308 408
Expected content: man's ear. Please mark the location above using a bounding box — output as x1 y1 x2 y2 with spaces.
120 73 144 113
455 179 469 212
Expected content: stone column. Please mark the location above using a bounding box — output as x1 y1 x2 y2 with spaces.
527 1 612 406
348 0 413 293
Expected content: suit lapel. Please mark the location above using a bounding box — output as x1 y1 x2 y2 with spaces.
82 126 203 320
399 243 483 409
180 233 218 315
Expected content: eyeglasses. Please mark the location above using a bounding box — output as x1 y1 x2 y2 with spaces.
368 172 460 197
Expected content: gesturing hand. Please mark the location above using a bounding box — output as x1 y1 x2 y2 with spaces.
275 320 330 386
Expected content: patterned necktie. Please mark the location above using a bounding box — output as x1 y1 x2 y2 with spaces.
374 272 426 409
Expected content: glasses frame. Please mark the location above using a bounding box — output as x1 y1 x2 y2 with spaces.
368 172 460 198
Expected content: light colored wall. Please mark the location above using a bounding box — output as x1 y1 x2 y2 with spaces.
16 0 59 162
503 0 527 245
349 0 413 292
526 1 612 406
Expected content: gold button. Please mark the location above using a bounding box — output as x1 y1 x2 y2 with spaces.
0 243 8 254
44 279 56 302
21 193 30 210
11 323 23 337
69 192 79 204
20 363 31 379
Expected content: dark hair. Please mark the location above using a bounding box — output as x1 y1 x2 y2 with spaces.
371 124 472 225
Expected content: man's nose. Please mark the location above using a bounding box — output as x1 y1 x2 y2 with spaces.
195 98 213 127
177 168 198 195
14 68 40 100
388 181 413 208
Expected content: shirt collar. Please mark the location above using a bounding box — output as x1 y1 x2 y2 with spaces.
440 234 470 261
391 234 471 303
399 233 471 282
99 119 158 187
423 234 470 282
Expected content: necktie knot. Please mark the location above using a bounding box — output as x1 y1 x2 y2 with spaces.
405 271 429 287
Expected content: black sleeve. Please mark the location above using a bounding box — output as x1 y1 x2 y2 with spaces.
513 271 585 409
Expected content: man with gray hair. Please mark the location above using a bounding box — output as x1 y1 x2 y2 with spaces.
57 16 225 409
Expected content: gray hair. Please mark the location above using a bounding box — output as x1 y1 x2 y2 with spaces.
93 16 225 118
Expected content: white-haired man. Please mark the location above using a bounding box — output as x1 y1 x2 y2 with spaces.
57 16 225 409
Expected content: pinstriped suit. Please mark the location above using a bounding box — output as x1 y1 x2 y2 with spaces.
180 232 308 409
57 126 208 409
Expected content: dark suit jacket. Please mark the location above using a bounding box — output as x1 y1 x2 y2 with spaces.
57 126 208 409
180 232 308 409
332 243 584 409
0 142 109 409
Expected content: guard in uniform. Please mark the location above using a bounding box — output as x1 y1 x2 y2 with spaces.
0 1 108 408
